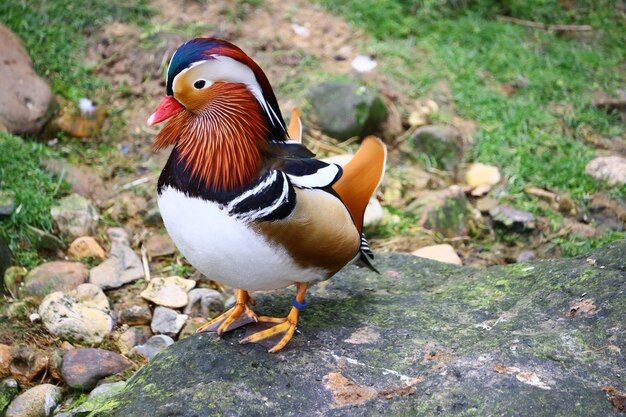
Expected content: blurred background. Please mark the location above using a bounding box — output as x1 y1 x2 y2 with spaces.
0 0 624 410
2 0 624 271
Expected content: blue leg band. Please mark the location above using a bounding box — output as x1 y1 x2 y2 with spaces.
292 298 307 310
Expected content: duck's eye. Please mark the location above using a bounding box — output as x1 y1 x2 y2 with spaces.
193 80 207 89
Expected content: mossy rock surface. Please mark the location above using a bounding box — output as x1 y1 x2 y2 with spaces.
68 241 626 416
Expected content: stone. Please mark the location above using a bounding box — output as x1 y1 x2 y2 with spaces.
411 125 463 171
145 234 176 258
117 326 152 355
516 250 536 263
129 335 174 361
585 156 626 185
490 205 536 230
69 241 626 416
106 227 130 245
61 348 132 391
0 345 11 377
309 81 387 140
412 244 462 265
106 191 148 222
0 23 54 134
184 288 224 318
9 347 49 386
114 301 152 326
89 240 143 290
67 236 106 260
142 206 163 226
19 261 88 301
0 190 15 217
465 163 501 195
42 159 105 201
55 381 126 417
150 307 188 338
4 383 62 417
0 378 19 416
39 283 113 344
50 194 99 240
363 197 384 227
27 227 65 252
179 317 208 339
409 185 472 238
141 276 195 309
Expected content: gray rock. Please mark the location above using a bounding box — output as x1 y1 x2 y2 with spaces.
5 383 62 417
54 381 126 417
19 261 88 301
89 241 143 290
106 227 130 245
89 381 127 398
144 234 176 258
0 23 54 134
408 185 473 238
184 288 224 318
0 378 19 415
39 283 113 344
129 335 174 361
27 226 65 252
0 190 15 217
309 81 387 140
142 206 162 226
61 348 132 391
490 205 536 230
516 250 536 263
411 125 463 171
50 194 99 240
117 326 152 355
150 307 187 338
114 301 152 326
72 241 626 416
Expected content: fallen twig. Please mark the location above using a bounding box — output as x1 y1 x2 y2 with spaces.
141 244 151 282
497 15 593 32
115 174 158 191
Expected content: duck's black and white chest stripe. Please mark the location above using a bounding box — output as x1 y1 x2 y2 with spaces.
157 146 343 222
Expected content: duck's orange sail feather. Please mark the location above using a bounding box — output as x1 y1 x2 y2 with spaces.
332 136 386 233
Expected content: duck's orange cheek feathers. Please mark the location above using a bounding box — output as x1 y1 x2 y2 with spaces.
147 96 184 126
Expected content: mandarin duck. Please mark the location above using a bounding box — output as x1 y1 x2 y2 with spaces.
148 38 386 353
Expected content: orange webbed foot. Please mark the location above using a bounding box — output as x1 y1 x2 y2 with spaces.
197 289 257 335
239 282 308 353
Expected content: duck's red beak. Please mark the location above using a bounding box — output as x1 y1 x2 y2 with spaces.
147 96 184 126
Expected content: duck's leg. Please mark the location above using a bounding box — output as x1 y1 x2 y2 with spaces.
196 289 257 335
240 282 308 353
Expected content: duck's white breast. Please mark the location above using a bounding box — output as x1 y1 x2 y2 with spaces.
157 186 328 291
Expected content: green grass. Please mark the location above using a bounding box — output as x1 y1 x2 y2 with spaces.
319 0 626 255
0 0 152 101
0 0 153 268
0 134 68 267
